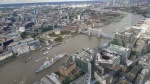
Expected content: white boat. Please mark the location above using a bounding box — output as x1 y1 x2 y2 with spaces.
44 52 48 56
35 53 67 73
46 46 52 50
35 60 54 73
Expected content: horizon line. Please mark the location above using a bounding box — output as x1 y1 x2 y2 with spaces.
0 1 103 5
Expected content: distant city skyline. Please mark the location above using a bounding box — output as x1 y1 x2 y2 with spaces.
0 0 109 4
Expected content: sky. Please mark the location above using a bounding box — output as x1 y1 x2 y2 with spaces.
0 0 98 4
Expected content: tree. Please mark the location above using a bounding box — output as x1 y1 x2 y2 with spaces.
54 36 63 42
49 32 57 37
111 38 118 45
41 26 53 32
62 77 72 84
21 32 27 39
32 33 38 38
74 74 79 80
61 31 71 35
131 51 136 55
80 70 85 75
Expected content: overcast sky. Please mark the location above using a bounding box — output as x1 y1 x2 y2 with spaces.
1 0 96 4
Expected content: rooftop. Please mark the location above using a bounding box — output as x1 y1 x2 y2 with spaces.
8 38 35 47
145 80 150 84
39 73 61 84
46 73 61 84
107 44 130 53
96 49 120 64
70 74 90 84
72 48 93 63
138 53 150 66
61 62 75 70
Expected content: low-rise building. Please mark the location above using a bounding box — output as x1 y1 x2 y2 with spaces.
59 62 76 77
8 38 40 56
0 51 13 61
62 26 79 33
135 53 150 84
138 53 150 67
125 64 142 83
135 68 150 84
94 71 114 84
38 73 61 84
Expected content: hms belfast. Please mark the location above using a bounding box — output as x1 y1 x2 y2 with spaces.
35 54 66 73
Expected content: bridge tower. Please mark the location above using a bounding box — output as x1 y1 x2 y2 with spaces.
88 26 91 36
78 28 81 33
98 29 101 37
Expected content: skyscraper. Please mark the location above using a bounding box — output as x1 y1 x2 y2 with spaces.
110 0 116 6
113 0 116 6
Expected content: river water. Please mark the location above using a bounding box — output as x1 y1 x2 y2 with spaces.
0 10 144 84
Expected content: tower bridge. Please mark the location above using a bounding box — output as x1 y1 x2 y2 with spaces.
78 27 112 39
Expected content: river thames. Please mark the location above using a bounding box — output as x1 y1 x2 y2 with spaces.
0 10 144 84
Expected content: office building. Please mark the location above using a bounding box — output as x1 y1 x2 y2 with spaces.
96 49 120 68
8 38 40 56
106 44 131 62
72 48 93 72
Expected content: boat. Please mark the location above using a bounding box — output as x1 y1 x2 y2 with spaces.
35 53 66 73
46 46 52 50
22 57 32 63
40 47 46 52
35 60 54 73
44 52 48 56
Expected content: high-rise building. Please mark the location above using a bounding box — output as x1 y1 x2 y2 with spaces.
113 0 116 6
110 0 116 6
77 15 81 20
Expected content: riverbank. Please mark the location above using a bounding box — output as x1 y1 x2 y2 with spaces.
92 8 144 36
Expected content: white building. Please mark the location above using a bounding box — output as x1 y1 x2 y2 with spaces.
8 38 40 56
77 15 81 20
96 49 121 68
18 27 25 33
11 43 30 56
38 73 61 84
